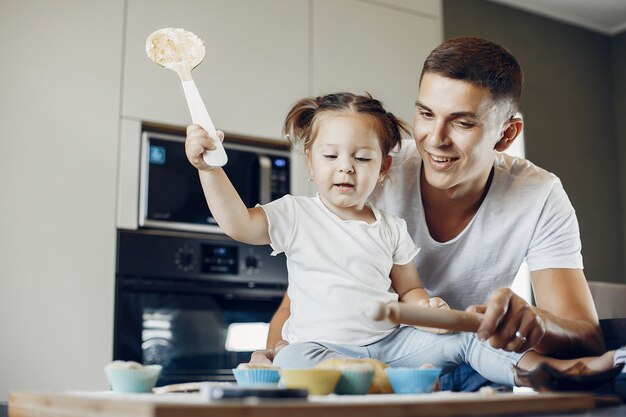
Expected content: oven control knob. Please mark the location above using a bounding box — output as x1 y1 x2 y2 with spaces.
175 246 195 272
245 256 258 269
243 255 262 274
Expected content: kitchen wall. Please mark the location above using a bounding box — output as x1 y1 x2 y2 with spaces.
0 0 442 401
443 0 626 284
612 31 626 278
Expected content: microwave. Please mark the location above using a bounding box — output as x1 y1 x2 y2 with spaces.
138 129 290 234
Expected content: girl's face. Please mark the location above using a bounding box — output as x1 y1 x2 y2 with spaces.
307 113 390 220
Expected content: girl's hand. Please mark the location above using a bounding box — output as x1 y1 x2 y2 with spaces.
413 297 452 334
249 340 289 364
185 124 225 171
421 297 449 310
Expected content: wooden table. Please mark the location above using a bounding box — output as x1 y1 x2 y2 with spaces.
8 390 603 417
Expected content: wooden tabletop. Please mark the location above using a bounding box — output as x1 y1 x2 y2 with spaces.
8 390 600 417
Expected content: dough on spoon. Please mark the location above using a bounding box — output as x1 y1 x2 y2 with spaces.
146 28 205 70
145 27 227 167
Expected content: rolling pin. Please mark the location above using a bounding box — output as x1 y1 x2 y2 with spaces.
368 302 484 332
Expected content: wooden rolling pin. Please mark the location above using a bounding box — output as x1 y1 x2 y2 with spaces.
368 302 484 332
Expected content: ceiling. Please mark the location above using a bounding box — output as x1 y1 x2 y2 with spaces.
488 0 626 35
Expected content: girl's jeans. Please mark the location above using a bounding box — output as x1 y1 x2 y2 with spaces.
274 325 521 386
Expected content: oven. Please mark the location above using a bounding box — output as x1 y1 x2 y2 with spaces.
114 229 287 385
114 122 291 386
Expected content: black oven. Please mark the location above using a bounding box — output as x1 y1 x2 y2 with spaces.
114 229 287 385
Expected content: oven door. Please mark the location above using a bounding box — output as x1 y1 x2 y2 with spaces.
113 276 285 385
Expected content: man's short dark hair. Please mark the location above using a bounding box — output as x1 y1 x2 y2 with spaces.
421 37 523 114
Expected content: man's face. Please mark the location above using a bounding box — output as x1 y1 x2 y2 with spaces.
413 73 511 197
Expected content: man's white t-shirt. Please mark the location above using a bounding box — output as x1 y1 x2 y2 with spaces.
370 140 583 310
261 194 419 345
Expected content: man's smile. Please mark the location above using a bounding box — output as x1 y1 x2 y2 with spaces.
426 151 459 169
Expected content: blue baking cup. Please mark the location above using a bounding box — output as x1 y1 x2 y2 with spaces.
232 368 281 386
334 368 375 395
104 365 162 393
385 367 441 394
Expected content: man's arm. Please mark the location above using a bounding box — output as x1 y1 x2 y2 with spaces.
473 268 604 357
530 268 603 356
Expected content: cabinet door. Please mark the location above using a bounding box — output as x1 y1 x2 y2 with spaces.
311 0 442 126
370 0 441 16
123 0 309 140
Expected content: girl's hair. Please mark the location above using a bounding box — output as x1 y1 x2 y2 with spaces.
282 92 410 158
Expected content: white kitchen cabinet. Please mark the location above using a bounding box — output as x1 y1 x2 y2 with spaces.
122 0 442 197
370 0 441 17
0 0 124 400
311 0 442 126
123 0 309 140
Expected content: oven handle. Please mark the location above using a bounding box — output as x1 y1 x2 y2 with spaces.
118 276 287 299
258 155 272 204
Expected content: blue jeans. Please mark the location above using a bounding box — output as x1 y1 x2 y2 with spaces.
439 363 513 392
274 326 521 386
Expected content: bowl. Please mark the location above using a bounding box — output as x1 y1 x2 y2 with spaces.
334 367 375 395
385 367 441 394
104 364 162 393
280 369 342 395
232 368 281 387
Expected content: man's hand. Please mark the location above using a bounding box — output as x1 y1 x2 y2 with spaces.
249 340 289 365
467 288 546 353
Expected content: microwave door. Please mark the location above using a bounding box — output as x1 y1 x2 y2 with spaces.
224 149 260 208
138 130 290 234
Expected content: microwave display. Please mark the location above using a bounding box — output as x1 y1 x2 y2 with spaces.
139 131 290 234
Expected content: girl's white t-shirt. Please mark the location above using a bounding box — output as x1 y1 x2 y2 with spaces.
260 194 419 345
370 140 583 310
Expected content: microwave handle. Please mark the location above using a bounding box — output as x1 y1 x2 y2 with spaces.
258 156 272 204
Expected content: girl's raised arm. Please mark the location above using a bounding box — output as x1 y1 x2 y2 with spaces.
186 124 271 245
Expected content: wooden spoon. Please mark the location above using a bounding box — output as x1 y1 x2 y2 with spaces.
146 28 227 167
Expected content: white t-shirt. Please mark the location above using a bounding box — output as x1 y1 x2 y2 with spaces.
370 140 583 310
261 194 419 345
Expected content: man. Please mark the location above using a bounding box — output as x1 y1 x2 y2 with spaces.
252 37 604 391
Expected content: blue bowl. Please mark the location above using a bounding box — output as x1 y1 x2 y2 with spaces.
385 367 441 394
232 368 281 386
334 368 375 395
104 364 162 393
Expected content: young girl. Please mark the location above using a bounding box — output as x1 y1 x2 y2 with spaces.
186 92 624 387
